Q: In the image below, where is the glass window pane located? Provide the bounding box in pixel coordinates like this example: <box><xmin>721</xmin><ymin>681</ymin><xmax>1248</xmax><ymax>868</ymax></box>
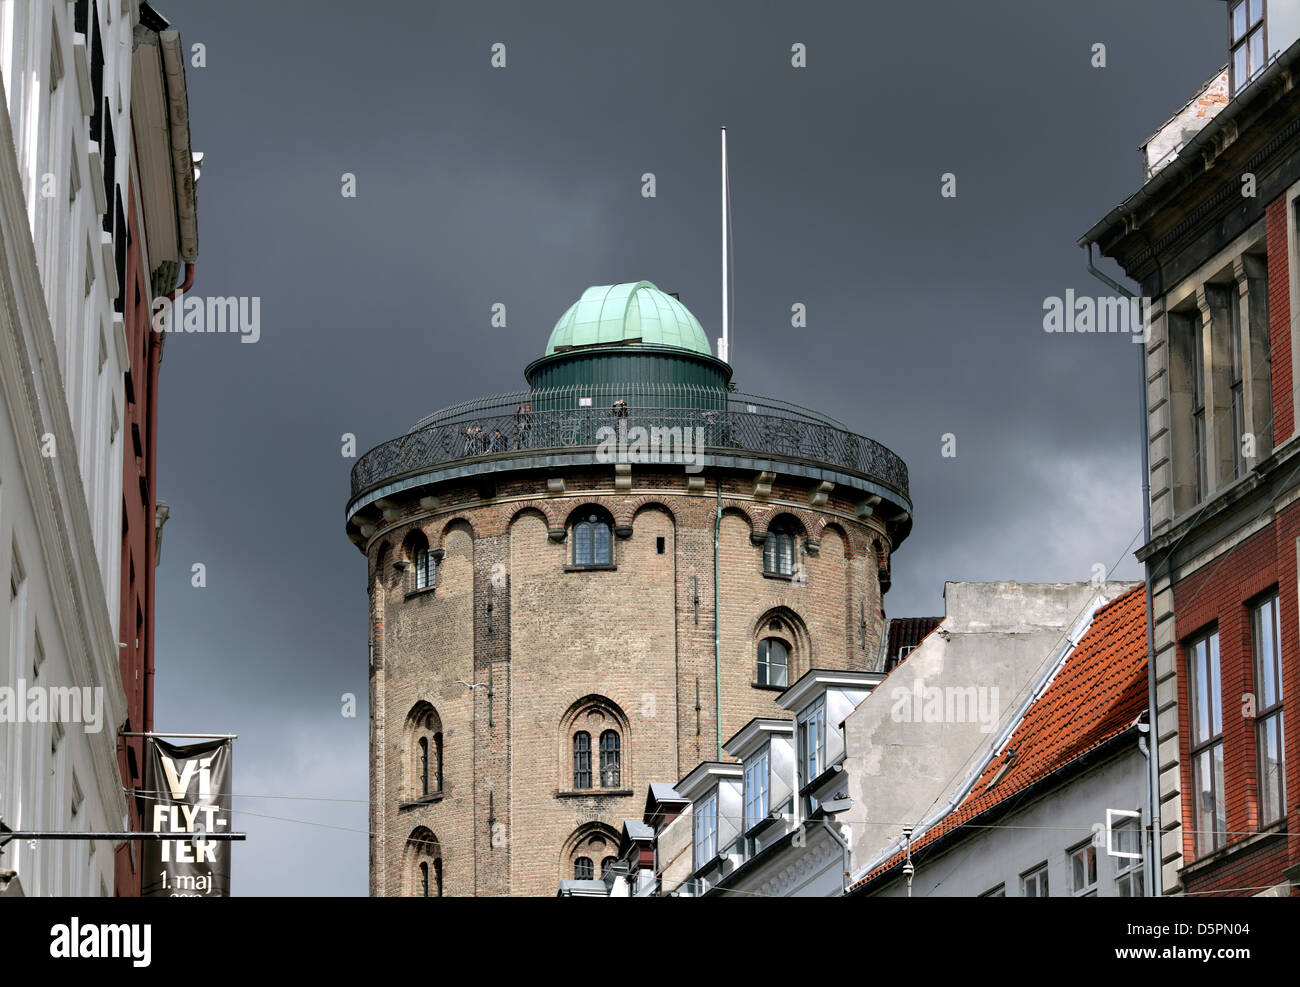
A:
<box><xmin>1271</xmin><ymin>599</ymin><xmax>1283</xmax><ymax>701</ymax></box>
<box><xmin>1194</xmin><ymin>749</ymin><xmax>1213</xmax><ymax>855</ymax></box>
<box><xmin>1259</xmin><ymin>713</ymin><xmax>1285</xmax><ymax>823</ymax></box>
<box><xmin>1212</xmin><ymin>743</ymin><xmax>1226</xmax><ymax>847</ymax></box>
<box><xmin>1190</xmin><ymin>639</ymin><xmax>1211</xmax><ymax>738</ymax></box>
<box><xmin>1233</xmin><ymin>1</ymin><xmax>1248</xmax><ymax>41</ymax></box>
<box><xmin>1250</xmin><ymin>0</ymin><xmax>1263</xmax><ymax>26</ymax></box>
<box><xmin>574</xmin><ymin>522</ymin><xmax>592</xmax><ymax>565</ymax></box>
<box><xmin>1250</xmin><ymin>29</ymin><xmax>1265</xmax><ymax>78</ymax></box>
<box><xmin>1208</xmin><ymin>634</ymin><xmax>1222</xmax><ymax>737</ymax></box>
<box><xmin>1234</xmin><ymin>44</ymin><xmax>1248</xmax><ymax>90</ymax></box>
<box><xmin>594</xmin><ymin>521</ymin><xmax>611</xmax><ymax>565</ymax></box>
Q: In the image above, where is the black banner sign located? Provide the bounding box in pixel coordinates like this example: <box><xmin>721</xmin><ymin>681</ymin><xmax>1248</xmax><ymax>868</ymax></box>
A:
<box><xmin>141</xmin><ymin>737</ymin><xmax>233</xmax><ymax>897</ymax></box>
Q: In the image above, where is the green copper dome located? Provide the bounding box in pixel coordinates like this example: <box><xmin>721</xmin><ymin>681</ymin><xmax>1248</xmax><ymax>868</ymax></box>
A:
<box><xmin>545</xmin><ymin>281</ymin><xmax>712</xmax><ymax>357</ymax></box>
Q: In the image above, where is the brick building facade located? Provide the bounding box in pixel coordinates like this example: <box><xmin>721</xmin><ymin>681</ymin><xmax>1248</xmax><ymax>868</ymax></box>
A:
<box><xmin>345</xmin><ymin>282</ymin><xmax>912</xmax><ymax>896</ymax></box>
<box><xmin>1082</xmin><ymin>3</ymin><xmax>1300</xmax><ymax>896</ymax></box>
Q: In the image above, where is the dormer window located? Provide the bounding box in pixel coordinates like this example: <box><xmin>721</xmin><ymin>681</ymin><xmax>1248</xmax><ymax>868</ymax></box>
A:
<box><xmin>1230</xmin><ymin>0</ymin><xmax>1266</xmax><ymax>95</ymax></box>
<box><xmin>693</xmin><ymin>790</ymin><xmax>718</xmax><ymax>869</ymax></box>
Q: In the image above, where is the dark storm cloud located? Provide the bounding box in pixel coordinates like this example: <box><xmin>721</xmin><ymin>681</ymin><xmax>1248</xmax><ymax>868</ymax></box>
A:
<box><xmin>151</xmin><ymin>0</ymin><xmax>1226</xmax><ymax>893</ymax></box>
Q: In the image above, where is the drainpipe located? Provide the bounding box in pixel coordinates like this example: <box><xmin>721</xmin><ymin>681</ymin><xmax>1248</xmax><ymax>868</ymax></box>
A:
<box><xmin>166</xmin><ymin>262</ymin><xmax>195</xmax><ymax>300</ymax></box>
<box><xmin>817</xmin><ymin>818</ymin><xmax>851</xmax><ymax>896</ymax></box>
<box><xmin>1084</xmin><ymin>243</ymin><xmax>1162</xmax><ymax>897</ymax></box>
<box><xmin>714</xmin><ymin>478</ymin><xmax>723</xmax><ymax>760</ymax></box>
<box><xmin>1137</xmin><ymin>717</ymin><xmax>1155</xmax><ymax>893</ymax></box>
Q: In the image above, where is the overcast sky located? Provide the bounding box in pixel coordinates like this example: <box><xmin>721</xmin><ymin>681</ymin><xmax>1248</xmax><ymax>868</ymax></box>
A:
<box><xmin>151</xmin><ymin>0</ymin><xmax>1229</xmax><ymax>895</ymax></box>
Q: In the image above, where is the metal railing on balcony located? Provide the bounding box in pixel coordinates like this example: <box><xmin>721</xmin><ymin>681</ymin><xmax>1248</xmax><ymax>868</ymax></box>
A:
<box><xmin>349</xmin><ymin>384</ymin><xmax>908</xmax><ymax>502</ymax></box>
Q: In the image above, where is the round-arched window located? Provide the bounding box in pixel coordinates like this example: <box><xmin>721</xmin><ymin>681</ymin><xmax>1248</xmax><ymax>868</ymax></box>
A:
<box><xmin>573</xmin><ymin>513</ymin><xmax>612</xmax><ymax>566</ymax></box>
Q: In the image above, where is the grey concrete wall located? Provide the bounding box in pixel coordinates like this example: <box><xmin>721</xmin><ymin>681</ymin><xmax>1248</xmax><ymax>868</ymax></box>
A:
<box><xmin>842</xmin><ymin>581</ymin><xmax>1138</xmax><ymax>873</ymax></box>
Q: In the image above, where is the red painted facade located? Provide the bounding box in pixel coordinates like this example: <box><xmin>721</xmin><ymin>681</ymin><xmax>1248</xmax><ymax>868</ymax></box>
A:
<box><xmin>1169</xmin><ymin>194</ymin><xmax>1299</xmax><ymax>896</ymax></box>
<box><xmin>113</xmin><ymin>175</ymin><xmax>166</xmax><ymax>897</ymax></box>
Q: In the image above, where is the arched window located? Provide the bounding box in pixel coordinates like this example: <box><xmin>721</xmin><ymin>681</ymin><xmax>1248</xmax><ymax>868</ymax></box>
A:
<box><xmin>415</xmin><ymin>545</ymin><xmax>436</xmax><ymax>589</ymax></box>
<box><xmin>763</xmin><ymin>518</ymin><xmax>797</xmax><ymax>576</ymax></box>
<box><xmin>563</xmin><ymin>824</ymin><xmax>620</xmax><ymax>887</ymax></box>
<box><xmin>407</xmin><ymin>703</ymin><xmax>443</xmax><ymax>799</ymax></box>
<box><xmin>562</xmin><ymin>696</ymin><xmax>630</xmax><ymax>793</ymax></box>
<box><xmin>407</xmin><ymin>828</ymin><xmax>442</xmax><ymax>897</ymax></box>
<box><xmin>601</xmin><ymin>856</ymin><xmax>617</xmax><ymax>879</ymax></box>
<box><xmin>599</xmin><ymin>729</ymin><xmax>621</xmax><ymax>788</ymax></box>
<box><xmin>404</xmin><ymin>530</ymin><xmax>437</xmax><ymax>590</ymax></box>
<box><xmin>573</xmin><ymin>731</ymin><xmax>592</xmax><ymax>788</ymax></box>
<box><xmin>757</xmin><ymin>637</ymin><xmax>790</xmax><ymax>687</ymax></box>
<box><xmin>573</xmin><ymin>510</ymin><xmax>612</xmax><ymax>566</ymax></box>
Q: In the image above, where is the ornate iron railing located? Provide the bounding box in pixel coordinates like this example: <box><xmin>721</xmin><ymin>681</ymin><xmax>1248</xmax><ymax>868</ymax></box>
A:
<box><xmin>350</xmin><ymin>385</ymin><xmax>908</xmax><ymax>502</ymax></box>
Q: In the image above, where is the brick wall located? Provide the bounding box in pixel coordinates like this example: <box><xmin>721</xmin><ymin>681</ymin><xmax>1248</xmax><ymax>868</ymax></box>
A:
<box><xmin>366</xmin><ymin>468</ymin><xmax>892</xmax><ymax>895</ymax></box>
<box><xmin>1171</xmin><ymin>498</ymin><xmax>1300</xmax><ymax>895</ymax></box>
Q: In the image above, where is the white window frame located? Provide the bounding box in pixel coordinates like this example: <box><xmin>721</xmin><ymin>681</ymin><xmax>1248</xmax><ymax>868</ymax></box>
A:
<box><xmin>693</xmin><ymin>790</ymin><xmax>718</xmax><ymax>870</ymax></box>
<box><xmin>1112</xmin><ymin>819</ymin><xmax>1145</xmax><ymax>897</ymax></box>
<box><xmin>743</xmin><ymin>748</ymin><xmax>771</xmax><ymax>832</ymax></box>
<box><xmin>1068</xmin><ymin>841</ymin><xmax>1098</xmax><ymax>897</ymax></box>
<box><xmin>798</xmin><ymin>697</ymin><xmax>827</xmax><ymax>789</ymax></box>
<box><xmin>1020</xmin><ymin>863</ymin><xmax>1049</xmax><ymax>898</ymax></box>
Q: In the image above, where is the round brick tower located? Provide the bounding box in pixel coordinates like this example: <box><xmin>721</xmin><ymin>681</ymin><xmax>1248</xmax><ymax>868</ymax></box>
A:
<box><xmin>345</xmin><ymin>282</ymin><xmax>911</xmax><ymax>896</ymax></box>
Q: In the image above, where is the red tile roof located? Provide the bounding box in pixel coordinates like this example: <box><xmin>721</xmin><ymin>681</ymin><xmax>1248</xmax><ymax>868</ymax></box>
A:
<box><xmin>850</xmin><ymin>584</ymin><xmax>1148</xmax><ymax>893</ymax></box>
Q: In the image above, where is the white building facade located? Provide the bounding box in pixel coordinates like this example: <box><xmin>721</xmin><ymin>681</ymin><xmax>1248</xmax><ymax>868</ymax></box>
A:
<box><xmin>0</xmin><ymin>0</ymin><xmax>176</xmax><ymax>896</ymax></box>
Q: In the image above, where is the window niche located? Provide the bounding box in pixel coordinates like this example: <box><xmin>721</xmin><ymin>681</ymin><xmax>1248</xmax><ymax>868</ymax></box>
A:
<box><xmin>564</xmin><ymin>505</ymin><xmax>615</xmax><ymax>570</ymax></box>
<box><xmin>403</xmin><ymin>702</ymin><xmax>443</xmax><ymax>804</ymax></box>
<box><xmin>400</xmin><ymin>529</ymin><xmax>441</xmax><ymax>594</ymax></box>
<box><xmin>561</xmin><ymin>697</ymin><xmax>630</xmax><ymax>794</ymax></box>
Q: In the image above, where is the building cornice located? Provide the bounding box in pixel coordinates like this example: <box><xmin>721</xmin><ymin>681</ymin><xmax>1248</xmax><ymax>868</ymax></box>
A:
<box><xmin>777</xmin><ymin>668</ymin><xmax>883</xmax><ymax>714</ymax></box>
<box><xmin>723</xmin><ymin>717</ymin><xmax>793</xmax><ymax>761</ymax></box>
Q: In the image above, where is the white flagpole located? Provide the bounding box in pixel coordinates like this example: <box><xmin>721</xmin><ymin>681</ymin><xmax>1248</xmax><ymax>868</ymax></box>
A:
<box><xmin>719</xmin><ymin>126</ymin><xmax>729</xmax><ymax>364</ymax></box>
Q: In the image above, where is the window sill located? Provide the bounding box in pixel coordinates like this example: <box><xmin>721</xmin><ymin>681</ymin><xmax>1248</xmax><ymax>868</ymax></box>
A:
<box><xmin>744</xmin><ymin>811</ymin><xmax>784</xmax><ymax>840</ymax></box>
<box><xmin>404</xmin><ymin>586</ymin><xmax>437</xmax><ymax>600</ymax></box>
<box><xmin>556</xmin><ymin>788</ymin><xmax>633</xmax><ymax>799</ymax></box>
<box><xmin>398</xmin><ymin>792</ymin><xmax>443</xmax><ymax>810</ymax></box>
<box><xmin>1177</xmin><ymin>820</ymin><xmax>1288</xmax><ymax>880</ymax></box>
<box><xmin>750</xmin><ymin>681</ymin><xmax>787</xmax><ymax>692</ymax></box>
<box><xmin>798</xmin><ymin>763</ymin><xmax>841</xmax><ymax>799</ymax></box>
<box><xmin>761</xmin><ymin>571</ymin><xmax>794</xmax><ymax>582</ymax></box>
<box><xmin>564</xmin><ymin>564</ymin><xmax>617</xmax><ymax>573</ymax></box>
